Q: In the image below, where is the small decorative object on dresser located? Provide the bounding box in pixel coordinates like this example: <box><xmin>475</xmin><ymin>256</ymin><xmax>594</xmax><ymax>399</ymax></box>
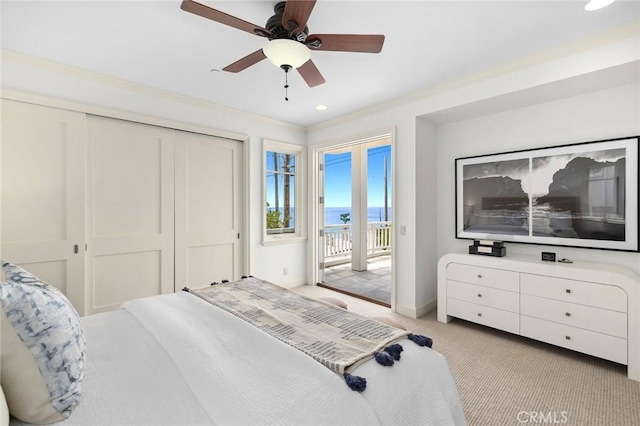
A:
<box><xmin>541</xmin><ymin>251</ymin><xmax>556</xmax><ymax>262</ymax></box>
<box><xmin>437</xmin><ymin>252</ymin><xmax>640</xmax><ymax>381</ymax></box>
<box><xmin>469</xmin><ymin>239</ymin><xmax>506</xmax><ymax>257</ymax></box>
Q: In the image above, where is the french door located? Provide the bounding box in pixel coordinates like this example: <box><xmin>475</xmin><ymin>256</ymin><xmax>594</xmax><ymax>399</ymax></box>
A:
<box><xmin>313</xmin><ymin>136</ymin><xmax>394</xmax><ymax>307</ymax></box>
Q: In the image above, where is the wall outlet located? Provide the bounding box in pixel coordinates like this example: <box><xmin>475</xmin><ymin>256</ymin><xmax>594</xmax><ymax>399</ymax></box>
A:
<box><xmin>283</xmin><ymin>267</ymin><xmax>288</xmax><ymax>276</ymax></box>
<box><xmin>400</xmin><ymin>225</ymin><xmax>407</xmax><ymax>236</ymax></box>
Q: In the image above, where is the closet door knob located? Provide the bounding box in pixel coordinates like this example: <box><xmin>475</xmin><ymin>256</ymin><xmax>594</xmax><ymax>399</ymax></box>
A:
<box><xmin>565</xmin><ymin>289</ymin><xmax>572</xmax><ymax>294</ymax></box>
<box><xmin>477</xmin><ymin>293</ymin><xmax>482</xmax><ymax>298</ymax></box>
<box><xmin>477</xmin><ymin>313</ymin><xmax>482</xmax><ymax>317</ymax></box>
<box><xmin>477</xmin><ymin>274</ymin><xmax>482</xmax><ymax>279</ymax></box>
<box><xmin>565</xmin><ymin>335</ymin><xmax>571</xmax><ymax>340</ymax></box>
<box><xmin>565</xmin><ymin>312</ymin><xmax>571</xmax><ymax>317</ymax></box>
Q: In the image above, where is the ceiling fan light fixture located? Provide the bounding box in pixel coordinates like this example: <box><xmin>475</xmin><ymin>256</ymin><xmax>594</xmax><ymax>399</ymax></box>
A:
<box><xmin>263</xmin><ymin>39</ymin><xmax>311</xmax><ymax>68</ymax></box>
<box><xmin>585</xmin><ymin>0</ymin><xmax>615</xmax><ymax>11</ymax></box>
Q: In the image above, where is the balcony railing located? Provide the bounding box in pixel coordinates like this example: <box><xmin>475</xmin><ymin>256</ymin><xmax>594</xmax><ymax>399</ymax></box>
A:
<box><xmin>324</xmin><ymin>222</ymin><xmax>392</xmax><ymax>265</ymax></box>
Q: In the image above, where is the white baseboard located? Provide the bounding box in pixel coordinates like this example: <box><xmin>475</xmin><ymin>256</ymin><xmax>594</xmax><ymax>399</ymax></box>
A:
<box><xmin>417</xmin><ymin>298</ymin><xmax>438</xmax><ymax>317</ymax></box>
<box><xmin>274</xmin><ymin>278</ymin><xmax>307</xmax><ymax>289</ymax></box>
<box><xmin>395</xmin><ymin>298</ymin><xmax>437</xmax><ymax>319</ymax></box>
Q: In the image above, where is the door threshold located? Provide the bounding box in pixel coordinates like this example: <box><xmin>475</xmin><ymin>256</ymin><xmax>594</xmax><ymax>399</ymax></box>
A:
<box><xmin>317</xmin><ymin>283</ymin><xmax>391</xmax><ymax>308</ymax></box>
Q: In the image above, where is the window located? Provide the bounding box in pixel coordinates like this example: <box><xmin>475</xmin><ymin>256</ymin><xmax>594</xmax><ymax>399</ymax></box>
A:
<box><xmin>263</xmin><ymin>140</ymin><xmax>306</xmax><ymax>243</ymax></box>
<box><xmin>266</xmin><ymin>151</ymin><xmax>295</xmax><ymax>234</ymax></box>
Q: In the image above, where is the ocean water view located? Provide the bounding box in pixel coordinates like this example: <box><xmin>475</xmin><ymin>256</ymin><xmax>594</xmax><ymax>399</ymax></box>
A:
<box><xmin>325</xmin><ymin>207</ymin><xmax>392</xmax><ymax>225</ymax></box>
<box><xmin>266</xmin><ymin>206</ymin><xmax>393</xmax><ymax>227</ymax></box>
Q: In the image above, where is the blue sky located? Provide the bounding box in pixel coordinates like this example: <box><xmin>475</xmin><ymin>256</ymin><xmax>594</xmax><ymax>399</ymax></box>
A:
<box><xmin>324</xmin><ymin>145</ymin><xmax>392</xmax><ymax>207</ymax></box>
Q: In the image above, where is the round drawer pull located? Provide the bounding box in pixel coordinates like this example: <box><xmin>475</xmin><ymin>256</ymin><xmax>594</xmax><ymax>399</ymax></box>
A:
<box><xmin>477</xmin><ymin>274</ymin><xmax>482</xmax><ymax>279</ymax></box>
<box><xmin>477</xmin><ymin>313</ymin><xmax>482</xmax><ymax>317</ymax></box>
<box><xmin>477</xmin><ymin>293</ymin><xmax>482</xmax><ymax>298</ymax></box>
<box><xmin>565</xmin><ymin>289</ymin><xmax>572</xmax><ymax>294</ymax></box>
<box><xmin>565</xmin><ymin>312</ymin><xmax>571</xmax><ymax>317</ymax></box>
<box><xmin>565</xmin><ymin>335</ymin><xmax>571</xmax><ymax>340</ymax></box>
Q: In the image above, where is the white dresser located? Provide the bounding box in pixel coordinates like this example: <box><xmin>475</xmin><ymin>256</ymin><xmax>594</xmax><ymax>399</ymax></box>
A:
<box><xmin>437</xmin><ymin>253</ymin><xmax>640</xmax><ymax>381</ymax></box>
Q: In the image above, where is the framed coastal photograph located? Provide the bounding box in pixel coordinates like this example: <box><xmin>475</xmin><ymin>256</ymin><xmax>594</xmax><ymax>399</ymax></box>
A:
<box><xmin>455</xmin><ymin>136</ymin><xmax>640</xmax><ymax>252</ymax></box>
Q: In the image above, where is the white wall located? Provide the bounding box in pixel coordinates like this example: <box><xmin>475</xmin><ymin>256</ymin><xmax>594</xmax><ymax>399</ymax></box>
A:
<box><xmin>1</xmin><ymin>52</ymin><xmax>308</xmax><ymax>286</ymax></box>
<box><xmin>435</xmin><ymin>83</ymin><xmax>640</xmax><ymax>274</ymax></box>
<box><xmin>415</xmin><ymin>118</ymin><xmax>439</xmax><ymax>311</ymax></box>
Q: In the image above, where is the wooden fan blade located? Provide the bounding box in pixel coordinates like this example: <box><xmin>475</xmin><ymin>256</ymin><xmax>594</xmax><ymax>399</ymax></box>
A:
<box><xmin>223</xmin><ymin>49</ymin><xmax>267</xmax><ymax>73</ymax></box>
<box><xmin>282</xmin><ymin>0</ymin><xmax>317</xmax><ymax>34</ymax></box>
<box><xmin>306</xmin><ymin>34</ymin><xmax>385</xmax><ymax>53</ymax></box>
<box><xmin>181</xmin><ymin>0</ymin><xmax>270</xmax><ymax>37</ymax></box>
<box><xmin>297</xmin><ymin>60</ymin><xmax>325</xmax><ymax>87</ymax></box>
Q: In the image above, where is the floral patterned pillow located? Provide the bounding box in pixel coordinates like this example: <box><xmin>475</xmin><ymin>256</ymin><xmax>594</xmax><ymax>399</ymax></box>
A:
<box><xmin>1</xmin><ymin>261</ymin><xmax>85</xmax><ymax>424</ymax></box>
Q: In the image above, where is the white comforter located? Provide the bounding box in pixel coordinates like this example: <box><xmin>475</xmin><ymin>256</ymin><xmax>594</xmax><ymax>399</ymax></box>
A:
<box><xmin>14</xmin><ymin>292</ymin><xmax>466</xmax><ymax>425</ymax></box>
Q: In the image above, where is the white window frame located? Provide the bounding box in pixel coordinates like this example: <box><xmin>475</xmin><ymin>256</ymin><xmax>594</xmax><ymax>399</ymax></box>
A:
<box><xmin>262</xmin><ymin>139</ymin><xmax>307</xmax><ymax>245</ymax></box>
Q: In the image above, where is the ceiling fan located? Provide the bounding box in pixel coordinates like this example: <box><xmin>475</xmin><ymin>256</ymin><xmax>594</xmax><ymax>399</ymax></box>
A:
<box><xmin>180</xmin><ymin>0</ymin><xmax>385</xmax><ymax>93</ymax></box>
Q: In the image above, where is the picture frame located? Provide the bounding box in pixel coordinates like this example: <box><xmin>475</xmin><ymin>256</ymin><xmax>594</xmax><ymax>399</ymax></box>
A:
<box><xmin>455</xmin><ymin>136</ymin><xmax>640</xmax><ymax>252</ymax></box>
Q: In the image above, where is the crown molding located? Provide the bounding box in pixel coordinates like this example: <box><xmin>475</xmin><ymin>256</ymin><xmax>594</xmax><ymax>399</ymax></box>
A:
<box><xmin>307</xmin><ymin>20</ymin><xmax>640</xmax><ymax>132</ymax></box>
<box><xmin>0</xmin><ymin>49</ymin><xmax>305</xmax><ymax>132</ymax></box>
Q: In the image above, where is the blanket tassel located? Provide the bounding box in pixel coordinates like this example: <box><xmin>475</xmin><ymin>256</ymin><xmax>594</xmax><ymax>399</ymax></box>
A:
<box><xmin>408</xmin><ymin>333</ymin><xmax>433</xmax><ymax>348</ymax></box>
<box><xmin>343</xmin><ymin>373</ymin><xmax>367</xmax><ymax>392</ymax></box>
<box><xmin>384</xmin><ymin>343</ymin><xmax>404</xmax><ymax>361</ymax></box>
<box><xmin>374</xmin><ymin>351</ymin><xmax>395</xmax><ymax>366</ymax></box>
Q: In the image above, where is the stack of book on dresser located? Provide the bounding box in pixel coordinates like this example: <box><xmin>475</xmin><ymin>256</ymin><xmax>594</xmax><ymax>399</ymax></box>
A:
<box><xmin>468</xmin><ymin>239</ymin><xmax>506</xmax><ymax>257</ymax></box>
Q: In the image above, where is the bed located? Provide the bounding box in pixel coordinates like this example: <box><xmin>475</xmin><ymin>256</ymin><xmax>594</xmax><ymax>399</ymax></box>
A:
<box><xmin>1</xmin><ymin>262</ymin><xmax>466</xmax><ymax>426</ymax></box>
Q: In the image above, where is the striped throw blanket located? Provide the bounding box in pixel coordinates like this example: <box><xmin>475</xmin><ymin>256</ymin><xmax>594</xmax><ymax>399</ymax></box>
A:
<box><xmin>188</xmin><ymin>277</ymin><xmax>426</xmax><ymax>390</ymax></box>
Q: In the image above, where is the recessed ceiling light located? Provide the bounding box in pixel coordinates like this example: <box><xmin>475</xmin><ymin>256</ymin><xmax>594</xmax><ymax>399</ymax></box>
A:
<box><xmin>315</xmin><ymin>104</ymin><xmax>328</xmax><ymax>111</ymax></box>
<box><xmin>585</xmin><ymin>0</ymin><xmax>615</xmax><ymax>11</ymax></box>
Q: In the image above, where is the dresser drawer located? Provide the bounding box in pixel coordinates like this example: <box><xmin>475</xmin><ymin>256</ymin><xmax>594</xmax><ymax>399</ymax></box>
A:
<box><xmin>447</xmin><ymin>298</ymin><xmax>519</xmax><ymax>334</ymax></box>
<box><xmin>447</xmin><ymin>263</ymin><xmax>519</xmax><ymax>292</ymax></box>
<box><xmin>521</xmin><ymin>316</ymin><xmax>627</xmax><ymax>364</ymax></box>
<box><xmin>448</xmin><ymin>280</ymin><xmax>519</xmax><ymax>313</ymax></box>
<box><xmin>521</xmin><ymin>273</ymin><xmax>627</xmax><ymax>312</ymax></box>
<box><xmin>521</xmin><ymin>294</ymin><xmax>627</xmax><ymax>338</ymax></box>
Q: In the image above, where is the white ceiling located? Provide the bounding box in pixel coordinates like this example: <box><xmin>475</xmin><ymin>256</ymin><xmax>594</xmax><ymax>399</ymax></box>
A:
<box><xmin>1</xmin><ymin>1</ymin><xmax>639</xmax><ymax>127</ymax></box>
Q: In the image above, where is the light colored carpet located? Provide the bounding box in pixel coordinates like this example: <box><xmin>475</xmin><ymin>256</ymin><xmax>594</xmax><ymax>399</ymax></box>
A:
<box><xmin>294</xmin><ymin>285</ymin><xmax>640</xmax><ymax>426</ymax></box>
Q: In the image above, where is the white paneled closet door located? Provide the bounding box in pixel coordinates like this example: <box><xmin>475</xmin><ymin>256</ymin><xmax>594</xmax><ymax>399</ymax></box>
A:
<box><xmin>174</xmin><ymin>131</ymin><xmax>243</xmax><ymax>289</ymax></box>
<box><xmin>1</xmin><ymin>100</ymin><xmax>86</xmax><ymax>313</ymax></box>
<box><xmin>86</xmin><ymin>116</ymin><xmax>175</xmax><ymax>314</ymax></box>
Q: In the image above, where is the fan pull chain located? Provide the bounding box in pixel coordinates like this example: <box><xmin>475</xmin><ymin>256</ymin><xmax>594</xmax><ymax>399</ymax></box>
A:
<box><xmin>280</xmin><ymin>64</ymin><xmax>292</xmax><ymax>101</ymax></box>
<box><xmin>284</xmin><ymin>66</ymin><xmax>290</xmax><ymax>101</ymax></box>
